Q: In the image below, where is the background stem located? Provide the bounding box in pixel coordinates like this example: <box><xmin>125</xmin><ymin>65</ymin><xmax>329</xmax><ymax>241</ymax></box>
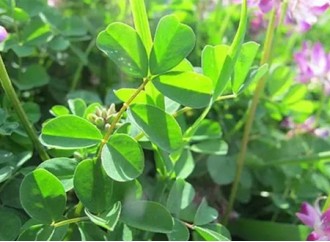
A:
<box><xmin>223</xmin><ymin>7</ymin><xmax>277</xmax><ymax>225</ymax></box>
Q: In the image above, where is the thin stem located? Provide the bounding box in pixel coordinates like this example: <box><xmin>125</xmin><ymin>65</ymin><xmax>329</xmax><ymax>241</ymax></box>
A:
<box><xmin>96</xmin><ymin>78</ymin><xmax>150</xmax><ymax>158</ymax></box>
<box><xmin>52</xmin><ymin>217</ymin><xmax>89</xmax><ymax>228</ymax></box>
<box><xmin>129</xmin><ymin>0</ymin><xmax>153</xmax><ymax>54</ymax></box>
<box><xmin>0</xmin><ymin>55</ymin><xmax>49</xmax><ymax>161</ymax></box>
<box><xmin>224</xmin><ymin>7</ymin><xmax>277</xmax><ymax>225</ymax></box>
<box><xmin>70</xmin><ymin>39</ymin><xmax>96</xmax><ymax>91</ymax></box>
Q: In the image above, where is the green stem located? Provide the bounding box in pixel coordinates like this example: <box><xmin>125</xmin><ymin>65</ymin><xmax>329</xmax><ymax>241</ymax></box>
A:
<box><xmin>70</xmin><ymin>39</ymin><xmax>96</xmax><ymax>91</ymax></box>
<box><xmin>218</xmin><ymin>5</ymin><xmax>235</xmax><ymax>44</ymax></box>
<box><xmin>0</xmin><ymin>55</ymin><xmax>49</xmax><ymax>161</ymax></box>
<box><xmin>223</xmin><ymin>7</ymin><xmax>277</xmax><ymax>225</ymax></box>
<box><xmin>52</xmin><ymin>217</ymin><xmax>89</xmax><ymax>228</ymax></box>
<box><xmin>129</xmin><ymin>0</ymin><xmax>153</xmax><ymax>54</ymax></box>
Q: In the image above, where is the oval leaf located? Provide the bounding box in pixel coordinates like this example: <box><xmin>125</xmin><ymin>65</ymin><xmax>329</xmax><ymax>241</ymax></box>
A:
<box><xmin>150</xmin><ymin>15</ymin><xmax>195</xmax><ymax>75</ymax></box>
<box><xmin>153</xmin><ymin>72</ymin><xmax>213</xmax><ymax>108</ymax></box>
<box><xmin>121</xmin><ymin>201</ymin><xmax>174</xmax><ymax>233</ymax></box>
<box><xmin>128</xmin><ymin>104</ymin><xmax>183</xmax><ymax>153</ymax></box>
<box><xmin>101</xmin><ymin>134</ymin><xmax>144</xmax><ymax>182</ymax></box>
<box><xmin>20</xmin><ymin>169</ymin><xmax>66</xmax><ymax>224</ymax></box>
<box><xmin>40</xmin><ymin>115</ymin><xmax>103</xmax><ymax>149</ymax></box>
<box><xmin>114</xmin><ymin>88</ymin><xmax>154</xmax><ymax>105</ymax></box>
<box><xmin>207</xmin><ymin>156</ymin><xmax>236</xmax><ymax>185</ymax></box>
<box><xmin>73</xmin><ymin>159</ymin><xmax>113</xmax><ymax>213</ymax></box>
<box><xmin>167</xmin><ymin>218</ymin><xmax>189</xmax><ymax>241</ymax></box>
<box><xmin>38</xmin><ymin>158</ymin><xmax>78</xmax><ymax>191</ymax></box>
<box><xmin>194</xmin><ymin>198</ymin><xmax>218</xmax><ymax>226</ymax></box>
<box><xmin>97</xmin><ymin>22</ymin><xmax>148</xmax><ymax>78</ymax></box>
<box><xmin>0</xmin><ymin>209</ymin><xmax>21</xmax><ymax>241</ymax></box>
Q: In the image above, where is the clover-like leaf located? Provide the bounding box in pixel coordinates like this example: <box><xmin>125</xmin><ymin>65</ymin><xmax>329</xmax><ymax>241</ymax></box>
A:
<box><xmin>150</xmin><ymin>15</ymin><xmax>195</xmax><ymax>75</ymax></box>
<box><xmin>97</xmin><ymin>22</ymin><xmax>148</xmax><ymax>78</ymax></box>
<box><xmin>153</xmin><ymin>71</ymin><xmax>213</xmax><ymax>108</ymax></box>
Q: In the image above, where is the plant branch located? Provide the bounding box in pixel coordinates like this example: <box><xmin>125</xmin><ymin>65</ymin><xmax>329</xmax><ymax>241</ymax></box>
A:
<box><xmin>224</xmin><ymin>6</ymin><xmax>277</xmax><ymax>225</ymax></box>
<box><xmin>52</xmin><ymin>217</ymin><xmax>89</xmax><ymax>228</ymax></box>
<box><xmin>0</xmin><ymin>55</ymin><xmax>49</xmax><ymax>161</ymax></box>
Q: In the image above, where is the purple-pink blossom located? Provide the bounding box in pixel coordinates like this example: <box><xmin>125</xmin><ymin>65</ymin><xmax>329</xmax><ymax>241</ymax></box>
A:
<box><xmin>294</xmin><ymin>42</ymin><xmax>330</xmax><ymax>95</ymax></box>
<box><xmin>281</xmin><ymin>116</ymin><xmax>329</xmax><ymax>139</ymax></box>
<box><xmin>0</xmin><ymin>26</ymin><xmax>8</xmax><ymax>43</ymax></box>
<box><xmin>296</xmin><ymin>201</ymin><xmax>330</xmax><ymax>240</ymax></box>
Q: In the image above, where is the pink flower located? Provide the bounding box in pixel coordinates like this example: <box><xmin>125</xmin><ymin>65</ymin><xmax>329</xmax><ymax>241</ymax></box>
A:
<box><xmin>296</xmin><ymin>202</ymin><xmax>330</xmax><ymax>241</ymax></box>
<box><xmin>0</xmin><ymin>26</ymin><xmax>8</xmax><ymax>43</ymax></box>
<box><xmin>282</xmin><ymin>116</ymin><xmax>330</xmax><ymax>139</ymax></box>
<box><xmin>294</xmin><ymin>42</ymin><xmax>330</xmax><ymax>95</ymax></box>
<box><xmin>287</xmin><ymin>0</ymin><xmax>330</xmax><ymax>32</ymax></box>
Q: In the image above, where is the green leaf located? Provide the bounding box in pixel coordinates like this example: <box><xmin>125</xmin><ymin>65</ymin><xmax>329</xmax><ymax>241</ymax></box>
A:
<box><xmin>114</xmin><ymin>88</ymin><xmax>154</xmax><ymax>105</ymax></box>
<box><xmin>195</xmin><ymin>226</ymin><xmax>230</xmax><ymax>241</ymax></box>
<box><xmin>20</xmin><ymin>169</ymin><xmax>66</xmax><ymax>224</ymax></box>
<box><xmin>68</xmin><ymin>98</ymin><xmax>87</xmax><ymax>117</ymax></box>
<box><xmin>167</xmin><ymin>179</ymin><xmax>195</xmax><ymax>216</ymax></box>
<box><xmin>85</xmin><ymin>202</ymin><xmax>121</xmax><ymax>231</ymax></box>
<box><xmin>283</xmin><ymin>84</ymin><xmax>307</xmax><ymax>104</ymax></box>
<box><xmin>153</xmin><ymin>72</ymin><xmax>213</xmax><ymax>108</ymax></box>
<box><xmin>101</xmin><ymin>134</ymin><xmax>144</xmax><ymax>182</ymax></box>
<box><xmin>202</xmin><ymin>45</ymin><xmax>232</xmax><ymax>98</ymax></box>
<box><xmin>73</xmin><ymin>159</ymin><xmax>113</xmax><ymax>213</ymax></box>
<box><xmin>97</xmin><ymin>22</ymin><xmax>148</xmax><ymax>78</ymax></box>
<box><xmin>232</xmin><ymin>41</ymin><xmax>260</xmax><ymax>93</ymax></box>
<box><xmin>207</xmin><ymin>156</ymin><xmax>236</xmax><ymax>185</ymax></box>
<box><xmin>15</xmin><ymin>65</ymin><xmax>49</xmax><ymax>90</ymax></box>
<box><xmin>167</xmin><ymin>218</ymin><xmax>189</xmax><ymax>241</ymax></box>
<box><xmin>150</xmin><ymin>15</ymin><xmax>195</xmax><ymax>75</ymax></box>
<box><xmin>229</xmin><ymin>219</ymin><xmax>310</xmax><ymax>241</ymax></box>
<box><xmin>77</xmin><ymin>222</ymin><xmax>111</xmax><ymax>240</ymax></box>
<box><xmin>40</xmin><ymin>115</ymin><xmax>103</xmax><ymax>149</ymax></box>
<box><xmin>128</xmin><ymin>104</ymin><xmax>183</xmax><ymax>153</ymax></box>
<box><xmin>121</xmin><ymin>201</ymin><xmax>174</xmax><ymax>233</ymax></box>
<box><xmin>38</xmin><ymin>158</ymin><xmax>78</xmax><ymax>191</ymax></box>
<box><xmin>194</xmin><ymin>198</ymin><xmax>218</xmax><ymax>226</ymax></box>
<box><xmin>190</xmin><ymin>139</ymin><xmax>228</xmax><ymax>155</ymax></box>
<box><xmin>0</xmin><ymin>209</ymin><xmax>21</xmax><ymax>240</ymax></box>
<box><xmin>13</xmin><ymin>7</ymin><xmax>30</xmax><ymax>22</ymax></box>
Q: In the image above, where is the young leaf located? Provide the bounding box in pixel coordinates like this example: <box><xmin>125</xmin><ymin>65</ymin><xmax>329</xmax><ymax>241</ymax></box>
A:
<box><xmin>20</xmin><ymin>169</ymin><xmax>66</xmax><ymax>224</ymax></box>
<box><xmin>152</xmin><ymin>72</ymin><xmax>213</xmax><ymax>108</ymax></box>
<box><xmin>121</xmin><ymin>201</ymin><xmax>174</xmax><ymax>233</ymax></box>
<box><xmin>68</xmin><ymin>98</ymin><xmax>87</xmax><ymax>117</ymax></box>
<box><xmin>0</xmin><ymin>209</ymin><xmax>21</xmax><ymax>241</ymax></box>
<box><xmin>202</xmin><ymin>45</ymin><xmax>232</xmax><ymax>98</ymax></box>
<box><xmin>232</xmin><ymin>41</ymin><xmax>260</xmax><ymax>93</ymax></box>
<box><xmin>85</xmin><ymin>202</ymin><xmax>121</xmax><ymax>231</ymax></box>
<box><xmin>50</xmin><ymin>105</ymin><xmax>70</xmax><ymax>117</ymax></box>
<box><xmin>150</xmin><ymin>15</ymin><xmax>195</xmax><ymax>75</ymax></box>
<box><xmin>167</xmin><ymin>218</ymin><xmax>189</xmax><ymax>241</ymax></box>
<box><xmin>128</xmin><ymin>104</ymin><xmax>183</xmax><ymax>153</ymax></box>
<box><xmin>73</xmin><ymin>159</ymin><xmax>113</xmax><ymax>213</ymax></box>
<box><xmin>167</xmin><ymin>179</ymin><xmax>195</xmax><ymax>216</ymax></box>
<box><xmin>101</xmin><ymin>134</ymin><xmax>144</xmax><ymax>182</ymax></box>
<box><xmin>207</xmin><ymin>156</ymin><xmax>236</xmax><ymax>185</ymax></box>
<box><xmin>190</xmin><ymin>139</ymin><xmax>228</xmax><ymax>155</ymax></box>
<box><xmin>40</xmin><ymin>115</ymin><xmax>103</xmax><ymax>149</ymax></box>
<box><xmin>97</xmin><ymin>22</ymin><xmax>148</xmax><ymax>78</ymax></box>
<box><xmin>236</xmin><ymin>63</ymin><xmax>268</xmax><ymax>95</ymax></box>
<box><xmin>195</xmin><ymin>226</ymin><xmax>230</xmax><ymax>241</ymax></box>
<box><xmin>194</xmin><ymin>198</ymin><xmax>218</xmax><ymax>226</ymax></box>
<box><xmin>38</xmin><ymin>158</ymin><xmax>78</xmax><ymax>191</ymax></box>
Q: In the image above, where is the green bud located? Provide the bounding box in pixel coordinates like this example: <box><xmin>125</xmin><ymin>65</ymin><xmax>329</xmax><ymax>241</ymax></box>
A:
<box><xmin>95</xmin><ymin>117</ymin><xmax>105</xmax><ymax>128</ymax></box>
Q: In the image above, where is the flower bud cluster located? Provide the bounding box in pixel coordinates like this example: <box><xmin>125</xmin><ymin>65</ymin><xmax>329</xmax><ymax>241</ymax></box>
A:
<box><xmin>87</xmin><ymin>104</ymin><xmax>117</xmax><ymax>130</ymax></box>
